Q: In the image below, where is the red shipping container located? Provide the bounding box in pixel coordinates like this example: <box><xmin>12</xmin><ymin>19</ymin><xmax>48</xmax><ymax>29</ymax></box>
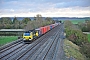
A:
<box><xmin>43</xmin><ymin>26</ymin><xmax>47</xmax><ymax>34</ymax></box>
<box><xmin>45</xmin><ymin>26</ymin><xmax>48</xmax><ymax>32</ymax></box>
<box><xmin>43</xmin><ymin>27</ymin><xmax>45</xmax><ymax>34</ymax></box>
<box><xmin>52</xmin><ymin>24</ymin><xmax>54</xmax><ymax>28</ymax></box>
<box><xmin>40</xmin><ymin>27</ymin><xmax>44</xmax><ymax>34</ymax></box>
<box><xmin>48</xmin><ymin>26</ymin><xmax>50</xmax><ymax>31</ymax></box>
<box><xmin>46</xmin><ymin>26</ymin><xmax>48</xmax><ymax>32</ymax></box>
<box><xmin>47</xmin><ymin>26</ymin><xmax>50</xmax><ymax>31</ymax></box>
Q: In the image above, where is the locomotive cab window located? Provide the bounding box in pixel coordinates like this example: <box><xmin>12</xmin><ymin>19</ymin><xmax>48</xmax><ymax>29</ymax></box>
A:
<box><xmin>24</xmin><ymin>33</ymin><xmax>30</xmax><ymax>36</ymax></box>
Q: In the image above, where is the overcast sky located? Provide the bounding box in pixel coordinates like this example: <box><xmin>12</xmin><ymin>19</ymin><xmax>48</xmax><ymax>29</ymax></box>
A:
<box><xmin>0</xmin><ymin>0</ymin><xmax>90</xmax><ymax>17</ymax></box>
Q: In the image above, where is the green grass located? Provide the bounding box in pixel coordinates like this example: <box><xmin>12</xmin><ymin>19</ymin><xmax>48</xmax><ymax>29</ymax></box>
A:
<box><xmin>62</xmin><ymin>20</ymin><xmax>86</xmax><ymax>24</ymax></box>
<box><xmin>88</xmin><ymin>34</ymin><xmax>90</xmax><ymax>42</ymax></box>
<box><xmin>0</xmin><ymin>36</ymin><xmax>18</xmax><ymax>46</ymax></box>
<box><xmin>64</xmin><ymin>39</ymin><xmax>85</xmax><ymax>60</ymax></box>
<box><xmin>70</xmin><ymin>20</ymin><xmax>85</xmax><ymax>24</ymax></box>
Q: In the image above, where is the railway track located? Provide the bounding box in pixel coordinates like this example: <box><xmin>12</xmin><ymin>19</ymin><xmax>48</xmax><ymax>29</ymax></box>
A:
<box><xmin>0</xmin><ymin>40</ymin><xmax>23</xmax><ymax>53</ymax></box>
<box><xmin>30</xmin><ymin>25</ymin><xmax>62</xmax><ymax>60</ymax></box>
<box><xmin>0</xmin><ymin>24</ymin><xmax>66</xmax><ymax>60</ymax></box>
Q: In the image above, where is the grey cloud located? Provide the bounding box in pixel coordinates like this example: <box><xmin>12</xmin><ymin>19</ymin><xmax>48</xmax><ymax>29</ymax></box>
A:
<box><xmin>55</xmin><ymin>0</ymin><xmax>90</xmax><ymax>8</ymax></box>
<box><xmin>0</xmin><ymin>0</ymin><xmax>90</xmax><ymax>17</ymax></box>
<box><xmin>2</xmin><ymin>0</ymin><xmax>90</xmax><ymax>9</ymax></box>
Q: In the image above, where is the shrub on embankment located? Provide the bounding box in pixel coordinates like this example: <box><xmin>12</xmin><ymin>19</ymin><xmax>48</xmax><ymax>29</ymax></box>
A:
<box><xmin>64</xmin><ymin>20</ymin><xmax>90</xmax><ymax>60</ymax></box>
<box><xmin>64</xmin><ymin>39</ymin><xmax>85</xmax><ymax>60</ymax></box>
<box><xmin>65</xmin><ymin>27</ymin><xmax>87</xmax><ymax>45</ymax></box>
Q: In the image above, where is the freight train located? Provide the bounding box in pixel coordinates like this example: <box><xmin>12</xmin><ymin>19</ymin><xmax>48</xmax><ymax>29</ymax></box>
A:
<box><xmin>23</xmin><ymin>23</ymin><xmax>59</xmax><ymax>43</ymax></box>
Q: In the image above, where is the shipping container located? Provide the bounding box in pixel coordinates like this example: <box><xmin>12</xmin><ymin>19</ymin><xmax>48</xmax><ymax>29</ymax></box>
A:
<box><xmin>43</xmin><ymin>26</ymin><xmax>47</xmax><ymax>34</ymax></box>
<box><xmin>40</xmin><ymin>27</ymin><xmax>44</xmax><ymax>34</ymax></box>
<box><xmin>50</xmin><ymin>25</ymin><xmax>52</xmax><ymax>30</ymax></box>
<box><xmin>52</xmin><ymin>24</ymin><xmax>55</xmax><ymax>28</ymax></box>
<box><xmin>47</xmin><ymin>26</ymin><xmax>50</xmax><ymax>31</ymax></box>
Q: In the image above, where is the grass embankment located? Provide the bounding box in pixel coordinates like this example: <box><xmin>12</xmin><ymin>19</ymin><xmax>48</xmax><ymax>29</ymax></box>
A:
<box><xmin>64</xmin><ymin>39</ymin><xmax>85</xmax><ymax>60</ymax></box>
<box><xmin>88</xmin><ymin>34</ymin><xmax>90</xmax><ymax>42</ymax></box>
<box><xmin>0</xmin><ymin>36</ymin><xmax>18</xmax><ymax>46</ymax></box>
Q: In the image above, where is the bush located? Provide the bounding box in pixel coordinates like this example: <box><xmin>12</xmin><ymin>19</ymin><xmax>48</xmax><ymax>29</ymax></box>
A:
<box><xmin>80</xmin><ymin>43</ymin><xmax>90</xmax><ymax>60</ymax></box>
<box><xmin>65</xmin><ymin>27</ymin><xmax>87</xmax><ymax>45</ymax></box>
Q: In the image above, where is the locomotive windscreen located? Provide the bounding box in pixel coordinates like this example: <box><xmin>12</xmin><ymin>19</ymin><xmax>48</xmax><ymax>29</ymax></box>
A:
<box><xmin>24</xmin><ymin>33</ymin><xmax>30</xmax><ymax>36</ymax></box>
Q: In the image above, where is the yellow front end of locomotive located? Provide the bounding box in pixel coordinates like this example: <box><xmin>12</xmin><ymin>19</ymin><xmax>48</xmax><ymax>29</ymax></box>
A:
<box><xmin>23</xmin><ymin>32</ymin><xmax>33</xmax><ymax>41</ymax></box>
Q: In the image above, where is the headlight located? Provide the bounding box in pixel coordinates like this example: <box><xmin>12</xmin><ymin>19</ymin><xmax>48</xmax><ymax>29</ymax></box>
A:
<box><xmin>23</xmin><ymin>39</ymin><xmax>25</xmax><ymax>40</ymax></box>
<box><xmin>29</xmin><ymin>39</ymin><xmax>32</xmax><ymax>40</ymax></box>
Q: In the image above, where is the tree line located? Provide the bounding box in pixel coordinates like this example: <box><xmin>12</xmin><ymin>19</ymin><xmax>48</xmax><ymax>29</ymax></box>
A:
<box><xmin>0</xmin><ymin>17</ymin><xmax>30</xmax><ymax>29</ymax></box>
<box><xmin>0</xmin><ymin>14</ymin><xmax>55</xmax><ymax>30</ymax></box>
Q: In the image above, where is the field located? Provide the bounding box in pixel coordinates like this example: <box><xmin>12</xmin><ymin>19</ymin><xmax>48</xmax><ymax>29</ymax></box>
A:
<box><xmin>70</xmin><ymin>20</ymin><xmax>85</xmax><ymax>24</ymax></box>
<box><xmin>0</xmin><ymin>36</ymin><xmax>18</xmax><ymax>46</ymax></box>
<box><xmin>88</xmin><ymin>34</ymin><xmax>90</xmax><ymax>42</ymax></box>
<box><xmin>61</xmin><ymin>20</ymin><xmax>85</xmax><ymax>24</ymax></box>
